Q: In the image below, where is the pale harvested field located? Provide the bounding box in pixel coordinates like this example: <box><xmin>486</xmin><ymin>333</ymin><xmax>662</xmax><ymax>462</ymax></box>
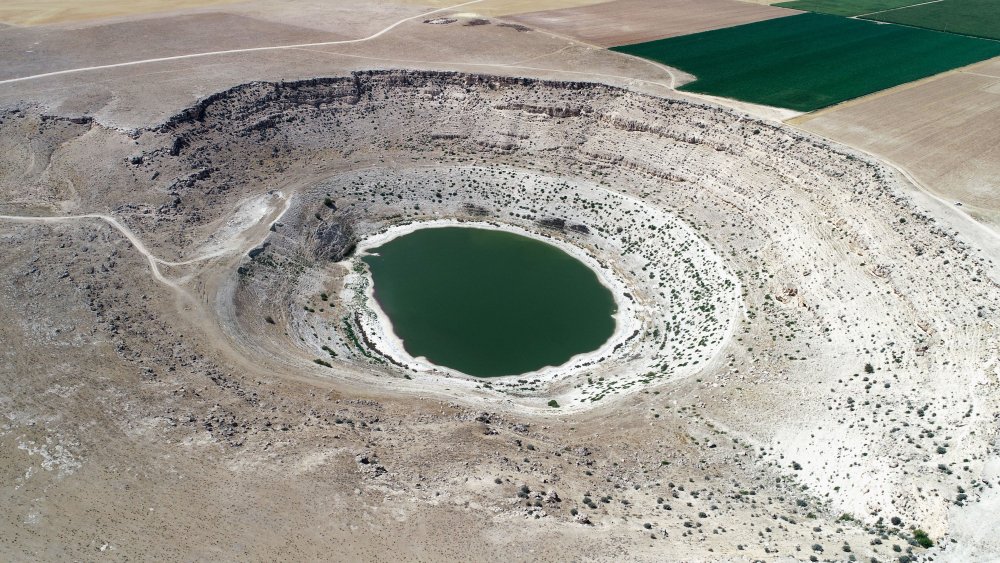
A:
<box><xmin>0</xmin><ymin>0</ymin><xmax>241</xmax><ymax>26</ymax></box>
<box><xmin>398</xmin><ymin>0</ymin><xmax>610</xmax><ymax>17</ymax></box>
<box><xmin>793</xmin><ymin>57</ymin><xmax>1000</xmax><ymax>225</ymax></box>
<box><xmin>507</xmin><ymin>0</ymin><xmax>794</xmax><ymax>47</ymax></box>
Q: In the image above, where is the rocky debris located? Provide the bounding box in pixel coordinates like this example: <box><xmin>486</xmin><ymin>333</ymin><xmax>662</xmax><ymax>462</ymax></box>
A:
<box><xmin>536</xmin><ymin>217</ymin><xmax>566</xmax><ymax>231</ymax></box>
<box><xmin>462</xmin><ymin>202</ymin><xmax>490</xmax><ymax>216</ymax></box>
<box><xmin>355</xmin><ymin>452</ymin><xmax>387</xmax><ymax>477</ymax></box>
<box><xmin>201</xmin><ymin>409</ymin><xmax>246</xmax><ymax>447</ymax></box>
<box><xmin>774</xmin><ymin>287</ymin><xmax>798</xmax><ymax>303</ymax></box>
<box><xmin>247</xmin><ymin>242</ymin><xmax>270</xmax><ymax>259</ymax></box>
<box><xmin>497</xmin><ymin>23</ymin><xmax>531</xmax><ymax>32</ymax></box>
<box><xmin>313</xmin><ymin>219</ymin><xmax>355</xmax><ymax>261</ymax></box>
<box><xmin>348</xmin><ymin>399</ymin><xmax>381</xmax><ymax>408</ymax></box>
<box><xmin>498</xmin><ymin>102</ymin><xmax>585</xmax><ymax>118</ymax></box>
<box><xmin>522</xmin><ymin>506</ymin><xmax>547</xmax><ymax>519</ymax></box>
<box><xmin>168</xmin><ymin>136</ymin><xmax>188</xmax><ymax>156</ymax></box>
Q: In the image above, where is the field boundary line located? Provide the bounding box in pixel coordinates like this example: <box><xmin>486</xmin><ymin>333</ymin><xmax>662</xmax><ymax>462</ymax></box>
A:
<box><xmin>0</xmin><ymin>0</ymin><xmax>482</xmax><ymax>86</ymax></box>
<box><xmin>851</xmin><ymin>0</ymin><xmax>1000</xmax><ymax>44</ymax></box>
<box><xmin>855</xmin><ymin>0</ymin><xmax>946</xmax><ymax>18</ymax></box>
<box><xmin>853</xmin><ymin>17</ymin><xmax>1000</xmax><ymax>43</ymax></box>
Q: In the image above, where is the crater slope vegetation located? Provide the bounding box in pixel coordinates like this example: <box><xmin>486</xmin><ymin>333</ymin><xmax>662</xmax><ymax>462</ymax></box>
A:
<box><xmin>1</xmin><ymin>71</ymin><xmax>998</xmax><ymax>560</ymax></box>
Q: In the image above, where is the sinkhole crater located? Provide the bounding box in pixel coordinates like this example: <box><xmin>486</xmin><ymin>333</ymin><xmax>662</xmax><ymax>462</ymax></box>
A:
<box><xmin>361</xmin><ymin>226</ymin><xmax>618</xmax><ymax>377</ymax></box>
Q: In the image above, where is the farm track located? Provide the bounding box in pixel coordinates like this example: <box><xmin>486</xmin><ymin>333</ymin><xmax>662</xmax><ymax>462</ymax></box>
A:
<box><xmin>0</xmin><ymin>0</ymin><xmax>484</xmax><ymax>86</ymax></box>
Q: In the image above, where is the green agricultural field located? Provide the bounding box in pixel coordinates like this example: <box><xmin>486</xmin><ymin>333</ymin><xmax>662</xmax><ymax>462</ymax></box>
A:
<box><xmin>776</xmin><ymin>0</ymin><xmax>1000</xmax><ymax>40</ymax></box>
<box><xmin>773</xmin><ymin>0</ymin><xmax>926</xmax><ymax>17</ymax></box>
<box><xmin>864</xmin><ymin>0</ymin><xmax>1000</xmax><ymax>41</ymax></box>
<box><xmin>610</xmin><ymin>13</ymin><xmax>1000</xmax><ymax>111</ymax></box>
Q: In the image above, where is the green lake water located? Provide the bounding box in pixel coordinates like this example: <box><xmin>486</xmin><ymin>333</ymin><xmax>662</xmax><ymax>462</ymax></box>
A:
<box><xmin>362</xmin><ymin>226</ymin><xmax>617</xmax><ymax>377</ymax></box>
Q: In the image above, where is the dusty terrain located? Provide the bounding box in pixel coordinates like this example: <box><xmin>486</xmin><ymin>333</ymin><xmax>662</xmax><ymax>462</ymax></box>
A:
<box><xmin>1</xmin><ymin>1</ymin><xmax>999</xmax><ymax>562</ymax></box>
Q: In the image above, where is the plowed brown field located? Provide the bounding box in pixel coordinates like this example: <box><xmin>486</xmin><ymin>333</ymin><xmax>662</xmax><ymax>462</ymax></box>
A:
<box><xmin>793</xmin><ymin>57</ymin><xmax>1000</xmax><ymax>224</ymax></box>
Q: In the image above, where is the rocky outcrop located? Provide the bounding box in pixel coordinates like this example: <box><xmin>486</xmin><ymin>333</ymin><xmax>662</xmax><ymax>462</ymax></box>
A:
<box><xmin>313</xmin><ymin>219</ymin><xmax>356</xmax><ymax>262</ymax></box>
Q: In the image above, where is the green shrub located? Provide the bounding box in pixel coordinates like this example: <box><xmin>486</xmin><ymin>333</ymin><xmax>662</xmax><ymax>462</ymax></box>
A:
<box><xmin>913</xmin><ymin>529</ymin><xmax>933</xmax><ymax>549</ymax></box>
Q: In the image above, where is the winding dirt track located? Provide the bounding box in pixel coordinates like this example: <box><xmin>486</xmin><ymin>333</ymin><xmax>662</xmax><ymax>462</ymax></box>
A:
<box><xmin>0</xmin><ymin>0</ymin><xmax>484</xmax><ymax>86</ymax></box>
<box><xmin>0</xmin><ymin>213</ymin><xmax>184</xmax><ymax>287</ymax></box>
<box><xmin>0</xmin><ymin>193</ymin><xmax>290</xmax><ymax>290</ymax></box>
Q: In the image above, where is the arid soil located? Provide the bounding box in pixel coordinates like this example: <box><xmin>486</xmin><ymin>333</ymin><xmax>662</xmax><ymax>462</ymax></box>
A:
<box><xmin>1</xmin><ymin>70</ymin><xmax>998</xmax><ymax>561</ymax></box>
<box><xmin>1</xmin><ymin>13</ymin><xmax>345</xmax><ymax>81</ymax></box>
<box><xmin>1</xmin><ymin>1</ymin><xmax>999</xmax><ymax>561</ymax></box>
